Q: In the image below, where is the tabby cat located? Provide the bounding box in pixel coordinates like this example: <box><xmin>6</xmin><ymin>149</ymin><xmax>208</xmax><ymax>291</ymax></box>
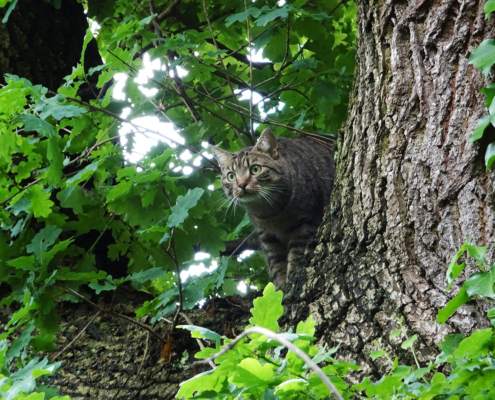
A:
<box><xmin>211</xmin><ymin>128</ymin><xmax>335</xmax><ymax>290</ymax></box>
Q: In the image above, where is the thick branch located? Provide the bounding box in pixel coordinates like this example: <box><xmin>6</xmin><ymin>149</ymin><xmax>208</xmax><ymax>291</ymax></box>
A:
<box><xmin>156</xmin><ymin>0</ymin><xmax>182</xmax><ymax>22</ymax></box>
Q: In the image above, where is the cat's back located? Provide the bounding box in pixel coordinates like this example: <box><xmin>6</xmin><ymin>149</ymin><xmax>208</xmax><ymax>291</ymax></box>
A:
<box><xmin>277</xmin><ymin>136</ymin><xmax>334</xmax><ymax>178</ymax></box>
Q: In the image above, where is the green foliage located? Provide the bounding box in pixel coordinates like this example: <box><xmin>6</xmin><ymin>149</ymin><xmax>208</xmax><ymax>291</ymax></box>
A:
<box><xmin>177</xmin><ymin>283</ymin><xmax>358</xmax><ymax>400</ymax></box>
<box><xmin>469</xmin><ymin>8</ymin><xmax>495</xmax><ymax>169</ymax></box>
<box><xmin>178</xmin><ymin>282</ymin><xmax>495</xmax><ymax>399</ymax></box>
<box><xmin>437</xmin><ymin>238</ymin><xmax>495</xmax><ymax>324</ymax></box>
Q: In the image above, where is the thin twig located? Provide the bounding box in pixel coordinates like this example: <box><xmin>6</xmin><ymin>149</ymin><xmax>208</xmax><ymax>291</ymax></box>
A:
<box><xmin>189</xmin><ymin>98</ymin><xmax>251</xmax><ymax>138</ymax></box>
<box><xmin>52</xmin><ymin>311</ymin><xmax>101</xmax><ymax>360</ymax></box>
<box><xmin>202</xmin><ymin>0</ymin><xmax>249</xmax><ymax>145</ymax></box>
<box><xmin>159</xmin><ymin>229</ymin><xmax>183</xmax><ymax>332</ymax></box>
<box><xmin>88</xmin><ymin>216</ymin><xmax>115</xmax><ymax>254</ymax></box>
<box><xmin>1</xmin><ymin>178</ymin><xmax>41</xmax><ymax>207</ymax></box>
<box><xmin>225</xmin><ymin>21</ymin><xmax>282</xmax><ymax>60</ymax></box>
<box><xmin>56</xmin><ymin>286</ymin><xmax>167</xmax><ymax>344</ymax></box>
<box><xmin>243</xmin><ymin>0</ymin><xmax>254</xmax><ymax>141</ymax></box>
<box><xmin>65</xmin><ymin>121</ymin><xmax>117</xmax><ymax>168</ymax></box>
<box><xmin>194</xmin><ymin>326</ymin><xmax>344</xmax><ymax>400</ymax></box>
<box><xmin>228</xmin><ymin>231</ymin><xmax>256</xmax><ymax>261</ymax></box>
<box><xmin>179</xmin><ymin>312</ymin><xmax>216</xmax><ymax>369</ymax></box>
<box><xmin>135</xmin><ymin>331</ymin><xmax>150</xmax><ymax>378</ymax></box>
<box><xmin>180</xmin><ymin>81</ymin><xmax>335</xmax><ymax>144</ymax></box>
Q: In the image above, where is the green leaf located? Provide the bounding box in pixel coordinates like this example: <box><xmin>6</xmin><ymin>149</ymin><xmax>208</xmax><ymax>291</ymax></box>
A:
<box><xmin>391</xmin><ymin>356</ymin><xmax>398</xmax><ymax>371</ymax></box>
<box><xmin>436</xmin><ymin>287</ymin><xmax>472</xmax><ymax>324</ymax></box>
<box><xmin>453</xmin><ymin>328</ymin><xmax>494</xmax><ymax>358</ymax></box>
<box><xmin>464</xmin><ymin>265</ymin><xmax>495</xmax><ymax>297</ymax></box>
<box><xmin>89</xmin><ymin>279</ymin><xmax>117</xmax><ymax>294</ymax></box>
<box><xmin>25</xmin><ymin>185</ymin><xmax>54</xmax><ymax>218</ymax></box>
<box><xmin>3</xmin><ymin>357</ymin><xmax>61</xmax><ymax>400</ymax></box>
<box><xmin>485</xmin><ymin>142</ymin><xmax>495</xmax><ymax>169</ymax></box>
<box><xmin>229</xmin><ymin>358</ymin><xmax>275</xmax><ymax>387</ymax></box>
<box><xmin>469</xmin><ymin>39</ymin><xmax>495</xmax><ymax>78</ymax></box>
<box><xmin>481</xmin><ymin>82</ymin><xmax>495</xmax><ymax>107</ymax></box>
<box><xmin>485</xmin><ymin>0</ymin><xmax>495</xmax><ymax>18</ymax></box>
<box><xmin>167</xmin><ymin>188</ymin><xmax>204</xmax><ymax>228</ymax></box>
<box><xmin>370</xmin><ymin>350</ymin><xmax>386</xmax><ymax>360</ymax></box>
<box><xmin>14</xmin><ymin>114</ymin><xmax>57</xmax><ymax>137</ymax></box>
<box><xmin>296</xmin><ymin>315</ymin><xmax>315</xmax><ymax>336</ymax></box>
<box><xmin>249</xmin><ymin>282</ymin><xmax>283</xmax><ymax>333</ymax></box>
<box><xmin>56</xmin><ymin>186</ymin><xmax>87</xmax><ymax>214</ymax></box>
<box><xmin>401</xmin><ymin>334</ymin><xmax>417</xmax><ymax>350</ymax></box>
<box><xmin>106</xmin><ymin>180</ymin><xmax>134</xmax><ymax>202</ymax></box>
<box><xmin>55</xmin><ymin>268</ymin><xmax>106</xmax><ymax>282</ymax></box>
<box><xmin>274</xmin><ymin>379</ymin><xmax>307</xmax><ymax>395</ymax></box>
<box><xmin>256</xmin><ymin>5</ymin><xmax>290</xmax><ymax>26</ymax></box>
<box><xmin>66</xmin><ymin>162</ymin><xmax>99</xmax><ymax>185</ymax></box>
<box><xmin>6</xmin><ymin>256</ymin><xmax>36</xmax><ymax>271</ymax></box>
<box><xmin>292</xmin><ymin>58</ymin><xmax>318</xmax><ymax>71</ymax></box>
<box><xmin>5</xmin><ymin>320</ymin><xmax>35</xmax><ymax>362</ymax></box>
<box><xmin>225</xmin><ymin>6</ymin><xmax>269</xmax><ymax>27</ymax></box>
<box><xmin>178</xmin><ymin>325</ymin><xmax>222</xmax><ymax>346</ymax></box>
<box><xmin>469</xmin><ymin>114</ymin><xmax>490</xmax><ymax>143</ymax></box>
<box><xmin>446</xmin><ymin>243</ymin><xmax>468</xmax><ymax>290</ymax></box>
<box><xmin>42</xmin><ymin>238</ymin><xmax>73</xmax><ymax>267</ymax></box>
<box><xmin>435</xmin><ymin>333</ymin><xmax>464</xmax><ymax>363</ymax></box>
<box><xmin>389</xmin><ymin>329</ymin><xmax>402</xmax><ymax>339</ymax></box>
<box><xmin>33</xmin><ymin>94</ymin><xmax>87</xmax><ymax>120</ymax></box>
<box><xmin>125</xmin><ymin>267</ymin><xmax>167</xmax><ymax>285</ymax></box>
<box><xmin>176</xmin><ymin>368</ymin><xmax>218</xmax><ymax>400</ymax></box>
<box><xmin>26</xmin><ymin>225</ymin><xmax>62</xmax><ymax>264</ymax></box>
<box><xmin>467</xmin><ymin>243</ymin><xmax>487</xmax><ymax>263</ymax></box>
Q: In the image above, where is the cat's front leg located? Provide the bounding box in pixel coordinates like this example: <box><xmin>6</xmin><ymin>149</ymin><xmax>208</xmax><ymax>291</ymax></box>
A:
<box><xmin>287</xmin><ymin>225</ymin><xmax>317</xmax><ymax>281</ymax></box>
<box><xmin>259</xmin><ymin>232</ymin><xmax>288</xmax><ymax>291</ymax></box>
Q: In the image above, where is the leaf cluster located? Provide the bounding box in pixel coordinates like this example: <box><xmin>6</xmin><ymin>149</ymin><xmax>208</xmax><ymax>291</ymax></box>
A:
<box><xmin>178</xmin><ymin>283</ymin><xmax>495</xmax><ymax>400</ymax></box>
<box><xmin>468</xmin><ymin>3</ymin><xmax>495</xmax><ymax>169</ymax></box>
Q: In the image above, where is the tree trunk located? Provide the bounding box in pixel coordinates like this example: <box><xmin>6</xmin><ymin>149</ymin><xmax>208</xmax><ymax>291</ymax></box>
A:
<box><xmin>286</xmin><ymin>0</ymin><xmax>495</xmax><ymax>380</ymax></box>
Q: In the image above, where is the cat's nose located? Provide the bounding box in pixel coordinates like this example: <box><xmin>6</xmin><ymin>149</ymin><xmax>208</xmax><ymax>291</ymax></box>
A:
<box><xmin>239</xmin><ymin>182</ymin><xmax>247</xmax><ymax>190</ymax></box>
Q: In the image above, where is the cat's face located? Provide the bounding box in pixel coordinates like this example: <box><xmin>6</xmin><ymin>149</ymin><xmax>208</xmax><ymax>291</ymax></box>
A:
<box><xmin>211</xmin><ymin>129</ymin><xmax>288</xmax><ymax>210</ymax></box>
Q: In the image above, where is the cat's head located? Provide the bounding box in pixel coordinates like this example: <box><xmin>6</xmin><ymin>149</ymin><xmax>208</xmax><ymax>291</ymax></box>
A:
<box><xmin>211</xmin><ymin>128</ymin><xmax>288</xmax><ymax>210</ymax></box>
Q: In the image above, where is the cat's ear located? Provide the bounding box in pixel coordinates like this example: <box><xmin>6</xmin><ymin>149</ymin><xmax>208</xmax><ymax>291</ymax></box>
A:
<box><xmin>253</xmin><ymin>127</ymin><xmax>279</xmax><ymax>159</ymax></box>
<box><xmin>211</xmin><ymin>146</ymin><xmax>234</xmax><ymax>167</ymax></box>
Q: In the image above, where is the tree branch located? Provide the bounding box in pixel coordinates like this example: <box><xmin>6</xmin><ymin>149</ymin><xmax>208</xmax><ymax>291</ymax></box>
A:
<box><xmin>156</xmin><ymin>0</ymin><xmax>182</xmax><ymax>23</ymax></box>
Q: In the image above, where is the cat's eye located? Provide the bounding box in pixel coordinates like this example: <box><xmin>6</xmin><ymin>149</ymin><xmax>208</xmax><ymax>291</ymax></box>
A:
<box><xmin>250</xmin><ymin>165</ymin><xmax>262</xmax><ymax>175</ymax></box>
<box><xmin>227</xmin><ymin>172</ymin><xmax>236</xmax><ymax>182</ymax></box>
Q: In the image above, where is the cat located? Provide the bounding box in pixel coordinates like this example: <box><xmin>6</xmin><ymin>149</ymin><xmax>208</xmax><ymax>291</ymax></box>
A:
<box><xmin>211</xmin><ymin>127</ymin><xmax>335</xmax><ymax>290</ymax></box>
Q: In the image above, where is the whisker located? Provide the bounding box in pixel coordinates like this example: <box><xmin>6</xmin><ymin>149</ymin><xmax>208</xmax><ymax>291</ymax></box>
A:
<box><xmin>259</xmin><ymin>190</ymin><xmax>277</xmax><ymax>210</ymax></box>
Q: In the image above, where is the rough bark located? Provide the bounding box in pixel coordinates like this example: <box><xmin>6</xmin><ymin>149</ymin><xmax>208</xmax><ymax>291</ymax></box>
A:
<box><xmin>286</xmin><ymin>0</ymin><xmax>495</xmax><ymax>381</ymax></box>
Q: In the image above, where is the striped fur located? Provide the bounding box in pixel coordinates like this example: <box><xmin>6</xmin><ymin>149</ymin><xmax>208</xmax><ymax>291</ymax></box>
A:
<box><xmin>211</xmin><ymin>128</ymin><xmax>335</xmax><ymax>290</ymax></box>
